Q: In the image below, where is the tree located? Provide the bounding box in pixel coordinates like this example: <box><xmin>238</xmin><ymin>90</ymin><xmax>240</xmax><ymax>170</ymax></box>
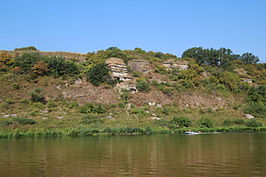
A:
<box><xmin>240</xmin><ymin>53</ymin><xmax>259</xmax><ymax>64</ymax></box>
<box><xmin>87</xmin><ymin>63</ymin><xmax>110</xmax><ymax>86</ymax></box>
<box><xmin>106</xmin><ymin>47</ymin><xmax>123</xmax><ymax>58</ymax></box>
<box><xmin>46</xmin><ymin>57</ymin><xmax>80</xmax><ymax>77</ymax></box>
<box><xmin>182</xmin><ymin>47</ymin><xmax>242</xmax><ymax>68</ymax></box>
<box><xmin>134</xmin><ymin>48</ymin><xmax>146</xmax><ymax>53</ymax></box>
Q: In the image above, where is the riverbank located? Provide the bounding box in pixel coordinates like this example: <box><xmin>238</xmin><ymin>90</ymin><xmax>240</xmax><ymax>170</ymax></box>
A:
<box><xmin>0</xmin><ymin>126</ymin><xmax>266</xmax><ymax>138</ymax></box>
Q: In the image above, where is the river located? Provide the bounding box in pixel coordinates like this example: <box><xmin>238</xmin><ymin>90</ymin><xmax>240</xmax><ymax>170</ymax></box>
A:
<box><xmin>0</xmin><ymin>132</ymin><xmax>265</xmax><ymax>177</ymax></box>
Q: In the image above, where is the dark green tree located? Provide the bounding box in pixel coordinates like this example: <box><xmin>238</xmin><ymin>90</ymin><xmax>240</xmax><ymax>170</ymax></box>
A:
<box><xmin>240</xmin><ymin>53</ymin><xmax>259</xmax><ymax>64</ymax></box>
<box><xmin>46</xmin><ymin>57</ymin><xmax>80</xmax><ymax>77</ymax></box>
<box><xmin>87</xmin><ymin>63</ymin><xmax>110</xmax><ymax>86</ymax></box>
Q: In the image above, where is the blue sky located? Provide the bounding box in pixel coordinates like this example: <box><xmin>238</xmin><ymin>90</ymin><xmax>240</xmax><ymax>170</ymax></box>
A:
<box><xmin>0</xmin><ymin>0</ymin><xmax>265</xmax><ymax>62</ymax></box>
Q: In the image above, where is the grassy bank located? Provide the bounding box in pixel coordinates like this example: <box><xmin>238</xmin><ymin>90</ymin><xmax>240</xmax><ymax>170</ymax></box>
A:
<box><xmin>0</xmin><ymin>126</ymin><xmax>265</xmax><ymax>138</ymax></box>
<box><xmin>1</xmin><ymin>108</ymin><xmax>265</xmax><ymax>138</ymax></box>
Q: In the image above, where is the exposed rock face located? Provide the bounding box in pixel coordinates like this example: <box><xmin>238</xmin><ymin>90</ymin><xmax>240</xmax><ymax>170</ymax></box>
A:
<box><xmin>128</xmin><ymin>60</ymin><xmax>153</xmax><ymax>73</ymax></box>
<box><xmin>130</xmin><ymin>91</ymin><xmax>172</xmax><ymax>106</ymax></box>
<box><xmin>178</xmin><ymin>92</ymin><xmax>227</xmax><ymax>109</ymax></box>
<box><xmin>105</xmin><ymin>57</ymin><xmax>132</xmax><ymax>81</ymax></box>
<box><xmin>61</xmin><ymin>83</ymin><xmax>119</xmax><ymax>104</ymax></box>
<box><xmin>162</xmin><ymin>59</ymin><xmax>189</xmax><ymax>70</ymax></box>
<box><xmin>114</xmin><ymin>81</ymin><xmax>137</xmax><ymax>93</ymax></box>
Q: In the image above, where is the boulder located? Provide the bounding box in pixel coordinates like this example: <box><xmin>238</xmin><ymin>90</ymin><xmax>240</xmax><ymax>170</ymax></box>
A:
<box><xmin>115</xmin><ymin>81</ymin><xmax>137</xmax><ymax>93</ymax></box>
<box><xmin>74</xmin><ymin>78</ymin><xmax>83</xmax><ymax>85</ymax></box>
<box><xmin>150</xmin><ymin>116</ymin><xmax>161</xmax><ymax>120</ymax></box>
<box><xmin>3</xmin><ymin>115</ymin><xmax>10</xmax><ymax>118</ymax></box>
<box><xmin>245</xmin><ymin>114</ymin><xmax>254</xmax><ymax>119</ymax></box>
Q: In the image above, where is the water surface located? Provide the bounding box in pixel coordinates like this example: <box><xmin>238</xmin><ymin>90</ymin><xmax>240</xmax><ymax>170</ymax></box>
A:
<box><xmin>0</xmin><ymin>132</ymin><xmax>265</xmax><ymax>177</ymax></box>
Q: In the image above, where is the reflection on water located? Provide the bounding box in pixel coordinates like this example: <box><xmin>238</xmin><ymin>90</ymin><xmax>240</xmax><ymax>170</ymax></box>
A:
<box><xmin>0</xmin><ymin>132</ymin><xmax>265</xmax><ymax>177</ymax></box>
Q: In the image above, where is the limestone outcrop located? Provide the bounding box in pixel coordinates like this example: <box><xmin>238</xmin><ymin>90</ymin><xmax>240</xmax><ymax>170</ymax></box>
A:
<box><xmin>128</xmin><ymin>60</ymin><xmax>153</xmax><ymax>73</ymax></box>
<box><xmin>162</xmin><ymin>59</ymin><xmax>189</xmax><ymax>70</ymax></box>
<box><xmin>105</xmin><ymin>57</ymin><xmax>132</xmax><ymax>81</ymax></box>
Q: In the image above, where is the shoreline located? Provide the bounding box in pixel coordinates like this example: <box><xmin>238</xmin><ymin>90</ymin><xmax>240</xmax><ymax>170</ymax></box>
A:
<box><xmin>0</xmin><ymin>126</ymin><xmax>265</xmax><ymax>138</ymax></box>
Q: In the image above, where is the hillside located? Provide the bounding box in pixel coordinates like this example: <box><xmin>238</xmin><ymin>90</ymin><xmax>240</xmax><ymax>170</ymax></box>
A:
<box><xmin>0</xmin><ymin>46</ymin><xmax>265</xmax><ymax>137</ymax></box>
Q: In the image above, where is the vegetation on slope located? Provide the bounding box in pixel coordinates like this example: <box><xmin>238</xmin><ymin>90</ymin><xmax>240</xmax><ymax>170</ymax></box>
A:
<box><xmin>0</xmin><ymin>46</ymin><xmax>265</xmax><ymax>137</ymax></box>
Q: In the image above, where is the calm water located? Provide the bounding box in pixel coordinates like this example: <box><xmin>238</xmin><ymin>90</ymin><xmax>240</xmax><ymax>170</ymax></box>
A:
<box><xmin>0</xmin><ymin>132</ymin><xmax>265</xmax><ymax>177</ymax></box>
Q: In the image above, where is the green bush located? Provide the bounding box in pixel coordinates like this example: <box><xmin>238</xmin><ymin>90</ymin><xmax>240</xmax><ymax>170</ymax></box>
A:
<box><xmin>159</xmin><ymin>85</ymin><xmax>173</xmax><ymax>95</ymax></box>
<box><xmin>136</xmin><ymin>79</ymin><xmax>151</xmax><ymax>92</ymax></box>
<box><xmin>248</xmin><ymin>86</ymin><xmax>266</xmax><ymax>103</ymax></box>
<box><xmin>46</xmin><ymin>57</ymin><xmax>80</xmax><ymax>77</ymax></box>
<box><xmin>217</xmin><ymin>71</ymin><xmax>241</xmax><ymax>92</ymax></box>
<box><xmin>13</xmin><ymin>53</ymin><xmax>41</xmax><ymax>72</ymax></box>
<box><xmin>80</xmin><ymin>103</ymin><xmax>106</xmax><ymax>114</ymax></box>
<box><xmin>13</xmin><ymin>53</ymin><xmax>80</xmax><ymax>77</ymax></box>
<box><xmin>198</xmin><ymin>117</ymin><xmax>213</xmax><ymax>128</ymax></box>
<box><xmin>245</xmin><ymin>103</ymin><xmax>266</xmax><ymax>118</ymax></box>
<box><xmin>13</xmin><ymin>117</ymin><xmax>36</xmax><ymax>125</ymax></box>
<box><xmin>30</xmin><ymin>88</ymin><xmax>46</xmax><ymax>103</ymax></box>
<box><xmin>170</xmin><ymin>117</ymin><xmax>192</xmax><ymax>128</ymax></box>
<box><xmin>244</xmin><ymin>119</ymin><xmax>263</xmax><ymax>127</ymax></box>
<box><xmin>87</xmin><ymin>63</ymin><xmax>110</xmax><ymax>86</ymax></box>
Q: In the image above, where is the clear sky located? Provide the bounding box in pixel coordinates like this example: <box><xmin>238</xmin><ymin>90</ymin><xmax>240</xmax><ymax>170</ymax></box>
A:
<box><xmin>0</xmin><ymin>0</ymin><xmax>265</xmax><ymax>62</ymax></box>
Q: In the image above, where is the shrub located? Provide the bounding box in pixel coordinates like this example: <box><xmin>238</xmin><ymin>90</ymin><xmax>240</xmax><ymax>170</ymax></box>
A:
<box><xmin>247</xmin><ymin>86</ymin><xmax>266</xmax><ymax>103</ymax></box>
<box><xmin>136</xmin><ymin>79</ymin><xmax>151</xmax><ymax>92</ymax></box>
<box><xmin>217</xmin><ymin>71</ymin><xmax>241</xmax><ymax>92</ymax></box>
<box><xmin>80</xmin><ymin>103</ymin><xmax>106</xmax><ymax>114</ymax></box>
<box><xmin>13</xmin><ymin>117</ymin><xmax>36</xmax><ymax>125</ymax></box>
<box><xmin>245</xmin><ymin>103</ymin><xmax>266</xmax><ymax>118</ymax></box>
<box><xmin>13</xmin><ymin>53</ymin><xmax>79</xmax><ymax>77</ymax></box>
<box><xmin>162</xmin><ymin>107</ymin><xmax>170</xmax><ymax>115</ymax></box>
<box><xmin>14</xmin><ymin>46</ymin><xmax>38</xmax><ymax>51</ymax></box>
<box><xmin>46</xmin><ymin>57</ymin><xmax>80</xmax><ymax>77</ymax></box>
<box><xmin>13</xmin><ymin>53</ymin><xmax>41</xmax><ymax>73</ymax></box>
<box><xmin>198</xmin><ymin>117</ymin><xmax>213</xmax><ymax>128</ymax></box>
<box><xmin>0</xmin><ymin>52</ymin><xmax>14</xmax><ymax>70</ymax></box>
<box><xmin>31</xmin><ymin>61</ymin><xmax>48</xmax><ymax>76</ymax></box>
<box><xmin>245</xmin><ymin>119</ymin><xmax>263</xmax><ymax>127</ymax></box>
<box><xmin>134</xmin><ymin>48</ymin><xmax>146</xmax><ymax>53</ymax></box>
<box><xmin>30</xmin><ymin>88</ymin><xmax>46</xmax><ymax>103</ymax></box>
<box><xmin>159</xmin><ymin>85</ymin><xmax>173</xmax><ymax>95</ymax></box>
<box><xmin>170</xmin><ymin>117</ymin><xmax>192</xmax><ymax>128</ymax></box>
<box><xmin>87</xmin><ymin>63</ymin><xmax>110</xmax><ymax>86</ymax></box>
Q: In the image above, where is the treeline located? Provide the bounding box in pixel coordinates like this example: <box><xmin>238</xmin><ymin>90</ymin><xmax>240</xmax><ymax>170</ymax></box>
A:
<box><xmin>182</xmin><ymin>47</ymin><xmax>260</xmax><ymax>67</ymax></box>
<box><xmin>0</xmin><ymin>46</ymin><xmax>264</xmax><ymax>79</ymax></box>
<box><xmin>0</xmin><ymin>52</ymin><xmax>79</xmax><ymax>77</ymax></box>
